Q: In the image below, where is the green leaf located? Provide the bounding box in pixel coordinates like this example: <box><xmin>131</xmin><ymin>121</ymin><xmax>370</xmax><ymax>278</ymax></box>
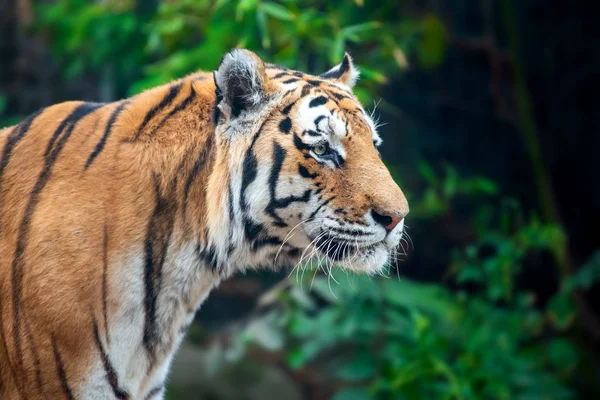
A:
<box><xmin>331</xmin><ymin>33</ymin><xmax>346</xmax><ymax>64</ymax></box>
<box><xmin>358</xmin><ymin>67</ymin><xmax>388</xmax><ymax>84</ymax></box>
<box><xmin>416</xmin><ymin>14</ymin><xmax>446</xmax><ymax>69</ymax></box>
<box><xmin>286</xmin><ymin>347</ymin><xmax>307</xmax><ymax>369</ymax></box>
<box><xmin>236</xmin><ymin>0</ymin><xmax>259</xmax><ymax>20</ymax></box>
<box><xmin>417</xmin><ymin>160</ymin><xmax>437</xmax><ymax>184</ymax></box>
<box><xmin>289</xmin><ymin>314</ymin><xmax>316</xmax><ymax>338</ymax></box>
<box><xmin>547</xmin><ymin>338</ymin><xmax>580</xmax><ymax>374</ymax></box>
<box><xmin>342</xmin><ymin>22</ymin><xmax>381</xmax><ymax>37</ymax></box>
<box><xmin>256</xmin><ymin>9</ymin><xmax>270</xmax><ymax>49</ymax></box>
<box><xmin>456</xmin><ymin>266</ymin><xmax>483</xmax><ymax>284</ymax></box>
<box><xmin>336</xmin><ymin>352</ymin><xmax>377</xmax><ymax>381</ymax></box>
<box><xmin>443</xmin><ymin>165</ymin><xmax>458</xmax><ymax>197</ymax></box>
<box><xmin>546</xmin><ymin>292</ymin><xmax>576</xmax><ymax>331</ymax></box>
<box><xmin>260</xmin><ymin>3</ymin><xmax>295</xmax><ymax>21</ymax></box>
<box><xmin>564</xmin><ymin>249</ymin><xmax>600</xmax><ymax>291</ymax></box>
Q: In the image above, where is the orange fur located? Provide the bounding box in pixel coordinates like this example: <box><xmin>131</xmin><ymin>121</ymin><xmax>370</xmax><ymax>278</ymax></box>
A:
<box><xmin>0</xmin><ymin>51</ymin><xmax>408</xmax><ymax>399</ymax></box>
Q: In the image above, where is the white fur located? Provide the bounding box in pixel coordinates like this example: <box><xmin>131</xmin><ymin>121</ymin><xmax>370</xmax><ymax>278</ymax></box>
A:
<box><xmin>295</xmin><ymin>96</ymin><xmax>347</xmax><ymax>160</ymax></box>
<box><xmin>77</xmin><ymin>240</ymin><xmax>220</xmax><ymax>399</ymax></box>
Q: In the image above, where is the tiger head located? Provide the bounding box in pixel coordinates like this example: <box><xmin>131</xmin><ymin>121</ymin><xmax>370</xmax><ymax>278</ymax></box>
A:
<box><xmin>208</xmin><ymin>49</ymin><xmax>409</xmax><ymax>275</ymax></box>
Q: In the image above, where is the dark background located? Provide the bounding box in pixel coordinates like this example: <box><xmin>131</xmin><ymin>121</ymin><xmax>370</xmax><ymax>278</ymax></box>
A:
<box><xmin>1</xmin><ymin>1</ymin><xmax>598</xmax><ymax>399</ymax></box>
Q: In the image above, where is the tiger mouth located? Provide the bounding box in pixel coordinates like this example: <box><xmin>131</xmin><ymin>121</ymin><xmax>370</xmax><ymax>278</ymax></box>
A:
<box><xmin>313</xmin><ymin>235</ymin><xmax>381</xmax><ymax>261</ymax></box>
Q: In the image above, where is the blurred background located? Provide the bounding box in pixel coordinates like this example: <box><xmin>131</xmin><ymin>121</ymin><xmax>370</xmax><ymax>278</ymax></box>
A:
<box><xmin>1</xmin><ymin>0</ymin><xmax>598</xmax><ymax>398</ymax></box>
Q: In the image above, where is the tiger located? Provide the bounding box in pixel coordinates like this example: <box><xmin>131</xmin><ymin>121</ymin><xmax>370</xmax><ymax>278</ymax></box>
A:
<box><xmin>0</xmin><ymin>49</ymin><xmax>409</xmax><ymax>399</ymax></box>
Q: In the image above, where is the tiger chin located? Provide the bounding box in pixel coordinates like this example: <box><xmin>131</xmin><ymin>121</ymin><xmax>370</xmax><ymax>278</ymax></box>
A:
<box><xmin>0</xmin><ymin>49</ymin><xmax>408</xmax><ymax>399</ymax></box>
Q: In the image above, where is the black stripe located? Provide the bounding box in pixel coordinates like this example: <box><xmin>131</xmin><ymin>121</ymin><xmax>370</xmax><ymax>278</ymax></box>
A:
<box><xmin>228</xmin><ymin>180</ymin><xmax>235</xmax><ymax>226</ymax></box>
<box><xmin>314</xmin><ymin>115</ymin><xmax>326</xmax><ymax>126</ymax></box>
<box><xmin>183</xmin><ymin>141</ymin><xmax>213</xmax><ymax>216</ymax></box>
<box><xmin>237</xmin><ymin>120</ymin><xmax>272</xmax><ymax>244</ymax></box>
<box><xmin>272</xmin><ymin>72</ymin><xmax>289</xmax><ymax>79</ymax></box>
<box><xmin>293</xmin><ymin>134</ymin><xmax>310</xmax><ymax>151</ymax></box>
<box><xmin>143</xmin><ymin>175</ymin><xmax>178</xmax><ymax>362</ymax></box>
<box><xmin>320</xmin><ymin>55</ymin><xmax>350</xmax><ymax>80</ymax></box>
<box><xmin>148</xmin><ymin>85</ymin><xmax>197</xmax><ymax>137</ymax></box>
<box><xmin>92</xmin><ymin>318</ymin><xmax>129</xmax><ymax>399</ymax></box>
<box><xmin>329</xmin><ymin>91</ymin><xmax>351</xmax><ymax>101</ymax></box>
<box><xmin>281</xmin><ymin>101</ymin><xmax>296</xmax><ymax>115</ymax></box>
<box><xmin>308</xmin><ymin>195</ymin><xmax>337</xmax><ymax>220</ymax></box>
<box><xmin>307</xmin><ymin>79</ymin><xmax>324</xmax><ymax>87</ymax></box>
<box><xmin>227</xmin><ymin>181</ymin><xmax>235</xmax><ymax>255</ymax></box>
<box><xmin>279</xmin><ymin>117</ymin><xmax>292</xmax><ymax>134</ymax></box>
<box><xmin>301</xmin><ymin>84</ymin><xmax>312</xmax><ymax>97</ymax></box>
<box><xmin>0</xmin><ymin>108</ymin><xmax>44</xmax><ymax>233</ymax></box>
<box><xmin>240</xmin><ymin>141</ymin><xmax>258</xmax><ymax>214</ymax></box>
<box><xmin>44</xmin><ymin>115</ymin><xmax>74</xmax><ymax>157</ymax></box>
<box><xmin>252</xmin><ymin>235</ymin><xmax>282</xmax><ymax>250</ymax></box>
<box><xmin>0</xmin><ymin>306</ymin><xmax>22</xmax><ymax>393</ymax></box>
<box><xmin>102</xmin><ymin>226</ymin><xmax>111</xmax><ymax>344</ymax></box>
<box><xmin>244</xmin><ymin>218</ymin><xmax>263</xmax><ymax>242</ymax></box>
<box><xmin>282</xmin><ymin>78</ymin><xmax>299</xmax><ymax>84</ymax></box>
<box><xmin>46</xmin><ymin>103</ymin><xmax>103</xmax><ymax>157</ymax></box>
<box><xmin>23</xmin><ymin>318</ymin><xmax>43</xmax><ymax>394</ymax></box>
<box><xmin>304</xmin><ymin>129</ymin><xmax>322</xmax><ymax>137</ymax></box>
<box><xmin>143</xmin><ymin>384</ymin><xmax>164</xmax><ymax>400</ymax></box>
<box><xmin>309</xmin><ymin>96</ymin><xmax>328</xmax><ymax>108</ymax></box>
<box><xmin>52</xmin><ymin>337</ymin><xmax>75</xmax><ymax>400</ymax></box>
<box><xmin>213</xmin><ymin>72</ymin><xmax>223</xmax><ymax>124</ymax></box>
<box><xmin>265</xmin><ymin>143</ymin><xmax>311</xmax><ymax>227</ymax></box>
<box><xmin>11</xmin><ymin>103</ymin><xmax>100</xmax><ymax>376</ymax></box>
<box><xmin>199</xmin><ymin>244</ymin><xmax>220</xmax><ymax>272</ymax></box>
<box><xmin>86</xmin><ymin>101</ymin><xmax>129</xmax><ymax>169</ymax></box>
<box><xmin>133</xmin><ymin>83</ymin><xmax>182</xmax><ymax>140</ymax></box>
<box><xmin>298</xmin><ymin>164</ymin><xmax>318</xmax><ymax>179</ymax></box>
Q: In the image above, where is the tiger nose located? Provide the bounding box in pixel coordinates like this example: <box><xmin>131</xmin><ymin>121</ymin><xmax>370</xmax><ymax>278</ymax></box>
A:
<box><xmin>370</xmin><ymin>209</ymin><xmax>404</xmax><ymax>232</ymax></box>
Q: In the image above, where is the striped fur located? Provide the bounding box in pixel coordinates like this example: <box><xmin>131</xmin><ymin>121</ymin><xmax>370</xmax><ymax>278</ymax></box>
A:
<box><xmin>0</xmin><ymin>50</ymin><xmax>408</xmax><ymax>399</ymax></box>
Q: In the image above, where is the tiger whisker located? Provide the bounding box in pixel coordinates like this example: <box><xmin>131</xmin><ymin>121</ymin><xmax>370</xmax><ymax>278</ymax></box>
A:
<box><xmin>273</xmin><ymin>216</ymin><xmax>329</xmax><ymax>266</ymax></box>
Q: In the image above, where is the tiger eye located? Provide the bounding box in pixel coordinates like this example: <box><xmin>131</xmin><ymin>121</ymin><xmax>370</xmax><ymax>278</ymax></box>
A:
<box><xmin>314</xmin><ymin>143</ymin><xmax>327</xmax><ymax>155</ymax></box>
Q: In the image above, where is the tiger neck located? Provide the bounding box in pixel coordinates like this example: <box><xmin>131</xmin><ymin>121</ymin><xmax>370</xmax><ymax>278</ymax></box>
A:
<box><xmin>131</xmin><ymin>73</ymin><xmax>283</xmax><ymax>282</ymax></box>
<box><xmin>129</xmin><ymin>74</ymin><xmax>240</xmax><ymax>280</ymax></box>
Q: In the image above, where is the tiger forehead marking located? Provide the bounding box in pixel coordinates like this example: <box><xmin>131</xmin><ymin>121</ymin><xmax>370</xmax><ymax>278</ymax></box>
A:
<box><xmin>0</xmin><ymin>49</ymin><xmax>408</xmax><ymax>399</ymax></box>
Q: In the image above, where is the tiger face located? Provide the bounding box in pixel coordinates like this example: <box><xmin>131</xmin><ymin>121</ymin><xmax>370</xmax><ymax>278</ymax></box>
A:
<box><xmin>211</xmin><ymin>50</ymin><xmax>409</xmax><ymax>274</ymax></box>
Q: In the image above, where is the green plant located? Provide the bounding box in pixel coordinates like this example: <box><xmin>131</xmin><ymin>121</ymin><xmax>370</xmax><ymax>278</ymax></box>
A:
<box><xmin>35</xmin><ymin>0</ymin><xmax>447</xmax><ymax>105</ymax></box>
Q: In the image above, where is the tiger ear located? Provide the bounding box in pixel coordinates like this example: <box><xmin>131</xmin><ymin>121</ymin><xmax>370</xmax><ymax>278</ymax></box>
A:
<box><xmin>214</xmin><ymin>49</ymin><xmax>273</xmax><ymax>119</ymax></box>
<box><xmin>320</xmin><ymin>52</ymin><xmax>360</xmax><ymax>88</ymax></box>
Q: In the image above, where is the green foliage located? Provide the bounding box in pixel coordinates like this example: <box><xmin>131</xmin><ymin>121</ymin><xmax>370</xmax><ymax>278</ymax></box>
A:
<box><xmin>231</xmin><ymin>167</ymin><xmax>582</xmax><ymax>399</ymax></box>
<box><xmin>564</xmin><ymin>250</ymin><xmax>600</xmax><ymax>292</ymax></box>
<box><xmin>34</xmin><ymin>0</ymin><xmax>447</xmax><ymax>104</ymax></box>
<box><xmin>412</xmin><ymin>160</ymin><xmax>498</xmax><ymax>218</ymax></box>
<box><xmin>37</xmin><ymin>0</ymin><xmax>144</xmax><ymax>81</ymax></box>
